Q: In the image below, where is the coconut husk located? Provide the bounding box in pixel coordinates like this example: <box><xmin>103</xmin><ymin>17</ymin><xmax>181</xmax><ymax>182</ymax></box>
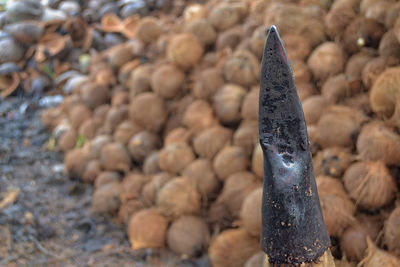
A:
<box><xmin>384</xmin><ymin>205</ymin><xmax>400</xmax><ymax>257</ymax></box>
<box><xmin>313</xmin><ymin>147</ymin><xmax>354</xmax><ymax>178</ymax></box>
<box><xmin>120</xmin><ymin>173</ymin><xmax>149</xmax><ymax>203</ymax></box>
<box><xmin>158</xmin><ymin>143</ymin><xmax>195</xmax><ymax>174</ymax></box>
<box><xmin>121</xmin><ymin>15</ymin><xmax>141</xmax><ymax>39</ymax></box>
<box><xmin>91</xmin><ymin>182</ymin><xmax>122</xmax><ymax>215</ymax></box>
<box><xmin>359</xmin><ymin>237</ymin><xmax>400</xmax><ymax>267</ymax></box>
<box><xmin>141</xmin><ymin>172</ymin><xmax>172</xmax><ymax>207</ymax></box>
<box><xmin>101</xmin><ymin>13</ymin><xmax>122</xmax><ymax>33</ymax></box>
<box><xmin>213</xmin><ymin>146</ymin><xmax>249</xmax><ymax>180</ymax></box>
<box><xmin>240</xmin><ymin>187</ymin><xmax>262</xmax><ymax>237</ymax></box>
<box><xmin>35</xmin><ymin>33</ymin><xmax>70</xmax><ymax>62</ymax></box>
<box><xmin>0</xmin><ymin>72</ymin><xmax>20</xmax><ymax>99</ymax></box>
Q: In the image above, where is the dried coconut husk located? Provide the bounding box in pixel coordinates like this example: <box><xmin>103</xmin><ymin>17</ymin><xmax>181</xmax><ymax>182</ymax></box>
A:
<box><xmin>84</xmin><ymin>135</ymin><xmax>112</xmax><ymax>159</ymax></box>
<box><xmin>164</xmin><ymin>94</ymin><xmax>195</xmax><ymax>134</ymax></box>
<box><xmin>167</xmin><ymin>33</ymin><xmax>204</xmax><ymax>70</ymax></box>
<box><xmin>193</xmin><ymin>126</ymin><xmax>232</xmax><ymax>159</ymax></box>
<box><xmin>208</xmin><ymin>3</ymin><xmax>241</xmax><ymax>31</ymax></box>
<box><xmin>101</xmin><ymin>13</ymin><xmax>122</xmax><ymax>33</ymax></box>
<box><xmin>342</xmin><ymin>93</ymin><xmax>372</xmax><ymax>115</ymax></box>
<box><xmin>142</xmin><ymin>172</ymin><xmax>172</xmax><ymax>207</ymax></box>
<box><xmin>65</xmin><ymin>148</ymin><xmax>92</xmax><ymax>179</ymax></box>
<box><xmin>182</xmin><ymin>100</ymin><xmax>216</xmax><ymax>134</ymax></box>
<box><xmin>217</xmin><ymin>171</ymin><xmax>260</xmax><ymax>217</ymax></box>
<box><xmin>134</xmin><ymin>17</ymin><xmax>162</xmax><ymax>44</ymax></box>
<box><xmin>244</xmin><ymin>252</ymin><xmax>264</xmax><ymax>267</ymax></box>
<box><xmin>35</xmin><ymin>33</ymin><xmax>70</xmax><ymax>62</ymax></box>
<box><xmin>120</xmin><ymin>173</ymin><xmax>149</xmax><ymax>203</ymax></box>
<box><xmin>341</xmin><ymin>214</ymin><xmax>382</xmax><ymax>262</ymax></box>
<box><xmin>370</xmin><ymin>67</ymin><xmax>400</xmax><ymax>117</ymax></box>
<box><xmin>302</xmin><ymin>95</ymin><xmax>328</xmax><ymax>125</ymax></box>
<box><xmin>128</xmin><ymin>208</ymin><xmax>168</xmax><ymax>250</ymax></box>
<box><xmin>378</xmin><ymin>30</ymin><xmax>400</xmax><ymax>58</ymax></box>
<box><xmin>365</xmin><ymin>1</ymin><xmax>393</xmax><ymax>24</ymax></box>
<box><xmin>324</xmin><ymin>4</ymin><xmax>356</xmax><ymax>39</ymax></box>
<box><xmin>264</xmin><ymin>3</ymin><xmax>305</xmax><ymax>36</ymax></box>
<box><xmin>343</xmin><ymin>17</ymin><xmax>385</xmax><ymax>54</ymax></box>
<box><xmin>251</xmin><ymin>144</ymin><xmax>263</xmax><ymax>179</ymax></box>
<box><xmin>185</xmin><ymin>19</ymin><xmax>217</xmax><ymax>46</ymax></box>
<box><xmin>107</xmin><ymin>43</ymin><xmax>134</xmax><ymax>69</ymax></box>
<box><xmin>156</xmin><ymin>176</ymin><xmax>201</xmax><ymax>218</ymax></box>
<box><xmin>82</xmin><ymin>160</ymin><xmax>102</xmax><ymax>184</ymax></box>
<box><xmin>129</xmin><ymin>92</ymin><xmax>167</xmax><ymax>133</ymax></box>
<box><xmin>321</xmin><ymin>74</ymin><xmax>361</xmax><ymax>104</ymax></box>
<box><xmin>213</xmin><ymin>146</ymin><xmax>249</xmax><ymax>181</ymax></box>
<box><xmin>81</xmin><ymin>83</ymin><xmax>109</xmax><ymax>109</ymax></box>
<box><xmin>182</xmin><ymin>159</ymin><xmax>220</xmax><ymax>198</ymax></box>
<box><xmin>92</xmin><ymin>64</ymin><xmax>117</xmax><ymax>88</ymax></box>
<box><xmin>113</xmin><ymin>120</ymin><xmax>142</xmax><ymax>145</ymax></box>
<box><xmin>307</xmin><ymin>42</ymin><xmax>346</xmax><ymax>82</ymax></box>
<box><xmin>158</xmin><ymin>143</ymin><xmax>195</xmax><ymax>174</ymax></box>
<box><xmin>151</xmin><ymin>64</ymin><xmax>185</xmax><ymax>99</ymax></box>
<box><xmin>41</xmin><ymin>107</ymin><xmax>63</xmax><ymax>130</ymax></box>
<box><xmin>99</xmin><ymin>142</ymin><xmax>131</xmax><ymax>173</ymax></box>
<box><xmin>117</xmin><ymin>199</ymin><xmax>142</xmax><ymax>225</ymax></box>
<box><xmin>223</xmin><ymin>49</ymin><xmax>260</xmax><ymax>87</ymax></box>
<box><xmin>128</xmin><ymin>131</ymin><xmax>159</xmax><ymax>163</ymax></box>
<box><xmin>358</xmin><ymin>237</ymin><xmax>400</xmax><ymax>267</ymax></box>
<box><xmin>58</xmin><ymin>128</ymin><xmax>77</xmax><ymax>152</ymax></box>
<box><xmin>315</xmin><ymin>105</ymin><xmax>367</xmax><ymax>148</ymax></box>
<box><xmin>357</xmin><ymin>121</ymin><xmax>400</xmax><ymax>165</ymax></box>
<box><xmin>343</xmin><ymin>161</ymin><xmax>396</xmax><ymax>210</ymax></box>
<box><xmin>91</xmin><ymin>182</ymin><xmax>122</xmax><ymax>215</ymax></box>
<box><xmin>209</xmin><ymin>228</ymin><xmax>259</xmax><ymax>267</ymax></box>
<box><xmin>143</xmin><ymin>152</ymin><xmax>161</xmax><ymax>175</ymax></box>
<box><xmin>313</xmin><ymin>147</ymin><xmax>353</xmax><ymax>178</ymax></box>
<box><xmin>249</xmin><ymin>26</ymin><xmax>266</xmax><ymax>59</ymax></box>
<box><xmin>192</xmin><ymin>68</ymin><xmax>224</xmax><ymax>100</ymax></box>
<box><xmin>291</xmin><ymin>59</ymin><xmax>312</xmax><ymax>84</ymax></box>
<box><xmin>6</xmin><ymin>21</ymin><xmax>44</xmax><ymax>44</ymax></box>
<box><xmin>240</xmin><ymin>187</ymin><xmax>262</xmax><ymax>237</ymax></box>
<box><xmin>118</xmin><ymin>60</ymin><xmax>140</xmax><ymax>87</ymax></box>
<box><xmin>213</xmin><ymin>84</ymin><xmax>246</xmax><ymax>126</ymax></box>
<box><xmin>241</xmin><ymin>87</ymin><xmax>259</xmax><ymax>121</ymax></box>
<box><xmin>361</xmin><ymin>56</ymin><xmax>399</xmax><ymax>90</ymax></box>
<box><xmin>68</xmin><ymin>104</ymin><xmax>92</xmax><ymax>130</ymax></box>
<box><xmin>111</xmin><ymin>91</ymin><xmax>130</xmax><ymax>107</ymax></box>
<box><xmin>94</xmin><ymin>171</ymin><xmax>120</xmax><ymax>189</ymax></box>
<box><xmin>120</xmin><ymin>15</ymin><xmax>141</xmax><ymax>39</ymax></box>
<box><xmin>78</xmin><ymin>117</ymin><xmax>102</xmax><ymax>140</ymax></box>
<box><xmin>183</xmin><ymin>4</ymin><xmax>208</xmax><ymax>24</ymax></box>
<box><xmin>345</xmin><ymin>51</ymin><xmax>375</xmax><ymax>82</ymax></box>
<box><xmin>297</xmin><ymin>82</ymin><xmax>318</xmax><ymax>101</ymax></box>
<box><xmin>102</xmin><ymin>106</ymin><xmax>128</xmax><ymax>134</ymax></box>
<box><xmin>216</xmin><ymin>26</ymin><xmax>244</xmax><ymax>51</ymax></box>
<box><xmin>316</xmin><ymin>176</ymin><xmax>356</xmax><ymax>237</ymax></box>
<box><xmin>298</xmin><ymin>18</ymin><xmax>326</xmax><ymax>48</ymax></box>
<box><xmin>282</xmin><ymin>34</ymin><xmax>311</xmax><ymax>61</ymax></box>
<box><xmin>166</xmin><ymin>215</ymin><xmax>210</xmax><ymax>257</ymax></box>
<box><xmin>233</xmin><ymin>120</ymin><xmax>258</xmax><ymax>156</ymax></box>
<box><xmin>384</xmin><ymin>205</ymin><xmax>400</xmax><ymax>256</ymax></box>
<box><xmin>128</xmin><ymin>64</ymin><xmax>154</xmax><ymax>98</ymax></box>
<box><xmin>164</xmin><ymin>127</ymin><xmax>191</xmax><ymax>146</ymax></box>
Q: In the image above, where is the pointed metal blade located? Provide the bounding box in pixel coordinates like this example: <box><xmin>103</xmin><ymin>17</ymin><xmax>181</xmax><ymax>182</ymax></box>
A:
<box><xmin>259</xmin><ymin>25</ymin><xmax>330</xmax><ymax>265</ymax></box>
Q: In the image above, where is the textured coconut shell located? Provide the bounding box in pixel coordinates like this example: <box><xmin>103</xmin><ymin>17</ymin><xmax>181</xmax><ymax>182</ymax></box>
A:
<box><xmin>182</xmin><ymin>100</ymin><xmax>216</xmax><ymax>134</ymax></box>
<box><xmin>164</xmin><ymin>127</ymin><xmax>191</xmax><ymax>146</ymax></box>
<box><xmin>313</xmin><ymin>147</ymin><xmax>352</xmax><ymax>179</ymax></box>
<box><xmin>58</xmin><ymin>128</ymin><xmax>77</xmax><ymax>152</ymax></box>
<box><xmin>291</xmin><ymin>59</ymin><xmax>312</xmax><ymax>84</ymax></box>
<box><xmin>156</xmin><ymin>177</ymin><xmax>201</xmax><ymax>218</ymax></box>
<box><xmin>120</xmin><ymin>15</ymin><xmax>141</xmax><ymax>39</ymax></box>
<box><xmin>244</xmin><ymin>252</ymin><xmax>264</xmax><ymax>267</ymax></box>
<box><xmin>151</xmin><ymin>64</ymin><xmax>185</xmax><ymax>99</ymax></box>
<box><xmin>216</xmin><ymin>26</ymin><xmax>244</xmax><ymax>51</ymax></box>
<box><xmin>120</xmin><ymin>173</ymin><xmax>149</xmax><ymax>203</ymax></box>
<box><xmin>113</xmin><ymin>120</ymin><xmax>142</xmax><ymax>145</ymax></box>
<box><xmin>343</xmin><ymin>161</ymin><xmax>396</xmax><ymax>210</ymax></box>
<box><xmin>85</xmin><ymin>135</ymin><xmax>112</xmax><ymax>159</ymax></box>
<box><xmin>264</xmin><ymin>3</ymin><xmax>305</xmax><ymax>36</ymax></box>
<box><xmin>223</xmin><ymin>49</ymin><xmax>260</xmax><ymax>87</ymax></box>
<box><xmin>158</xmin><ymin>142</ymin><xmax>195</xmax><ymax>174</ymax></box>
<box><xmin>164</xmin><ymin>95</ymin><xmax>195</xmax><ymax>134</ymax></box>
<box><xmin>233</xmin><ymin>120</ymin><xmax>258</xmax><ymax>156</ymax></box>
<box><xmin>101</xmin><ymin>13</ymin><xmax>122</xmax><ymax>32</ymax></box>
<box><xmin>94</xmin><ymin>171</ymin><xmax>120</xmax><ymax>189</ymax></box>
<box><xmin>167</xmin><ymin>33</ymin><xmax>204</xmax><ymax>70</ymax></box>
<box><xmin>359</xmin><ymin>237</ymin><xmax>400</xmax><ymax>267</ymax></box>
<box><xmin>322</xmin><ymin>74</ymin><xmax>362</xmax><ymax>104</ymax></box>
<box><xmin>217</xmin><ymin>171</ymin><xmax>260</xmax><ymax>217</ymax></box>
<box><xmin>182</xmin><ymin>159</ymin><xmax>220</xmax><ymax>198</ymax></box>
<box><xmin>361</xmin><ymin>56</ymin><xmax>399</xmax><ymax>89</ymax></box>
<box><xmin>141</xmin><ymin>172</ymin><xmax>172</xmax><ymax>207</ymax></box>
<box><xmin>107</xmin><ymin>43</ymin><xmax>134</xmax><ymax>69</ymax></box>
<box><xmin>193</xmin><ymin>126</ymin><xmax>232</xmax><ymax>159</ymax></box>
<box><xmin>384</xmin><ymin>206</ymin><xmax>400</xmax><ymax>256</ymax></box>
<box><xmin>91</xmin><ymin>182</ymin><xmax>122</xmax><ymax>214</ymax></box>
<box><xmin>249</xmin><ymin>26</ymin><xmax>267</xmax><ymax>59</ymax></box>
<box><xmin>99</xmin><ymin>142</ymin><xmax>131</xmax><ymax>173</ymax></box>
<box><xmin>213</xmin><ymin>146</ymin><xmax>249</xmax><ymax>180</ymax></box>
<box><xmin>185</xmin><ymin>19</ymin><xmax>217</xmax><ymax>46</ymax></box>
<box><xmin>209</xmin><ymin>228</ymin><xmax>259</xmax><ymax>267</ymax></box>
<box><xmin>143</xmin><ymin>152</ymin><xmax>161</xmax><ymax>175</ymax></box>
<box><xmin>345</xmin><ymin>52</ymin><xmax>374</xmax><ymax>82</ymax></box>
<box><xmin>81</xmin><ymin>83</ymin><xmax>109</xmax><ymax>109</ymax></box>
<box><xmin>117</xmin><ymin>199</ymin><xmax>142</xmax><ymax>225</ymax></box>
<box><xmin>166</xmin><ymin>216</ymin><xmax>210</xmax><ymax>257</ymax></box>
<box><xmin>192</xmin><ymin>68</ymin><xmax>224</xmax><ymax>100</ymax></box>
<box><xmin>241</xmin><ymin>87</ymin><xmax>259</xmax><ymax>121</ymax></box>
<box><xmin>128</xmin><ymin>208</ymin><xmax>168</xmax><ymax>250</ymax></box>
<box><xmin>135</xmin><ymin>17</ymin><xmax>162</xmax><ymax>44</ymax></box>
<box><xmin>128</xmin><ymin>131</ymin><xmax>160</xmax><ymax>163</ymax></box>
<box><xmin>324</xmin><ymin>4</ymin><xmax>356</xmax><ymax>39</ymax></box>
<box><xmin>213</xmin><ymin>84</ymin><xmax>247</xmax><ymax>126</ymax></box>
<box><xmin>65</xmin><ymin>148</ymin><xmax>92</xmax><ymax>179</ymax></box>
<box><xmin>240</xmin><ymin>187</ymin><xmax>262</xmax><ymax>237</ymax></box>
<box><xmin>378</xmin><ymin>30</ymin><xmax>400</xmax><ymax>58</ymax></box>
<box><xmin>79</xmin><ymin>118</ymin><xmax>102</xmax><ymax>140</ymax></box>
<box><xmin>82</xmin><ymin>160</ymin><xmax>102</xmax><ymax>184</ymax></box>
<box><xmin>128</xmin><ymin>64</ymin><xmax>154</xmax><ymax>98</ymax></box>
<box><xmin>103</xmin><ymin>106</ymin><xmax>128</xmax><ymax>134</ymax></box>
<box><xmin>251</xmin><ymin>144</ymin><xmax>263</xmax><ymax>179</ymax></box>
<box><xmin>302</xmin><ymin>95</ymin><xmax>329</xmax><ymax>125</ymax></box>
<box><xmin>68</xmin><ymin>104</ymin><xmax>92</xmax><ymax>130</ymax></box>
<box><xmin>111</xmin><ymin>91</ymin><xmax>130</xmax><ymax>107</ymax></box>
<box><xmin>118</xmin><ymin>60</ymin><xmax>140</xmax><ymax>87</ymax></box>
<box><xmin>282</xmin><ymin>34</ymin><xmax>311</xmax><ymax>61</ymax></box>
<box><xmin>208</xmin><ymin>4</ymin><xmax>240</xmax><ymax>31</ymax></box>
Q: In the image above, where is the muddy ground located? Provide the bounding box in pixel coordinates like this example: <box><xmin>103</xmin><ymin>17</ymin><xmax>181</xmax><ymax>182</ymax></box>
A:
<box><xmin>0</xmin><ymin>97</ymin><xmax>210</xmax><ymax>267</ymax></box>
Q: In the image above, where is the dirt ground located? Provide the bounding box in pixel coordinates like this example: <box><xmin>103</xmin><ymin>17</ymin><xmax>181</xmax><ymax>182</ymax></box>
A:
<box><xmin>0</xmin><ymin>97</ymin><xmax>210</xmax><ymax>267</ymax></box>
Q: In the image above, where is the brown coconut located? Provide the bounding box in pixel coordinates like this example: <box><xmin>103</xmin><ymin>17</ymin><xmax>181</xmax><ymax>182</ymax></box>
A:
<box><xmin>81</xmin><ymin>83</ymin><xmax>109</xmax><ymax>109</ymax></box>
<box><xmin>107</xmin><ymin>43</ymin><xmax>134</xmax><ymax>69</ymax></box>
<box><xmin>93</xmin><ymin>104</ymin><xmax>110</xmax><ymax>122</ymax></box>
<box><xmin>164</xmin><ymin>127</ymin><xmax>191</xmax><ymax>146</ymax></box>
<box><xmin>343</xmin><ymin>161</ymin><xmax>397</xmax><ymax>210</ymax></box>
<box><xmin>315</xmin><ymin>105</ymin><xmax>367</xmax><ymax>148</ymax></box>
<box><xmin>313</xmin><ymin>147</ymin><xmax>353</xmax><ymax>178</ymax></box>
<box><xmin>359</xmin><ymin>237</ymin><xmax>400</xmax><ymax>267</ymax></box>
<box><xmin>223</xmin><ymin>49</ymin><xmax>260</xmax><ymax>87</ymax></box>
<box><xmin>251</xmin><ymin>144</ymin><xmax>263</xmax><ymax>179</ymax></box>
<box><xmin>361</xmin><ymin>56</ymin><xmax>399</xmax><ymax>89</ymax></box>
<box><xmin>128</xmin><ymin>131</ymin><xmax>160</xmax><ymax>162</ymax></box>
<box><xmin>345</xmin><ymin>52</ymin><xmax>374</xmax><ymax>82</ymax></box>
<box><xmin>129</xmin><ymin>92</ymin><xmax>167</xmax><ymax>133</ymax></box>
<box><xmin>213</xmin><ymin>84</ymin><xmax>247</xmax><ymax>126</ymax></box>
<box><xmin>297</xmin><ymin>82</ymin><xmax>318</xmax><ymax>102</ymax></box>
<box><xmin>297</xmin><ymin>19</ymin><xmax>326</xmax><ymax>48</ymax></box>
<box><xmin>158</xmin><ymin>142</ymin><xmax>195</xmax><ymax>174</ymax></box>
<box><xmin>85</xmin><ymin>135</ymin><xmax>112</xmax><ymax>159</ymax></box>
<box><xmin>79</xmin><ymin>117</ymin><xmax>102</xmax><ymax>140</ymax></box>
<box><xmin>103</xmin><ymin>106</ymin><xmax>128</xmax><ymax>134</ymax></box>
<box><xmin>120</xmin><ymin>173</ymin><xmax>149</xmax><ymax>203</ymax></box>
<box><xmin>182</xmin><ymin>100</ymin><xmax>216</xmax><ymax>134</ymax></box>
<box><xmin>213</xmin><ymin>146</ymin><xmax>249</xmax><ymax>180</ymax></box>
<box><xmin>386</xmin><ymin>3</ymin><xmax>400</xmax><ymax>28</ymax></box>
<box><xmin>282</xmin><ymin>34</ymin><xmax>311</xmax><ymax>61</ymax></box>
<box><xmin>82</xmin><ymin>160</ymin><xmax>102</xmax><ymax>184</ymax></box>
<box><xmin>136</xmin><ymin>17</ymin><xmax>162</xmax><ymax>44</ymax></box>
<box><xmin>192</xmin><ymin>68</ymin><xmax>224</xmax><ymax>100</ymax></box>
<box><xmin>193</xmin><ymin>126</ymin><xmax>232</xmax><ymax>159</ymax></box>
<box><xmin>307</xmin><ymin>42</ymin><xmax>346</xmax><ymax>82</ymax></box>
<box><xmin>302</xmin><ymin>95</ymin><xmax>329</xmax><ymax>125</ymax></box>
<box><xmin>128</xmin><ymin>64</ymin><xmax>154</xmax><ymax>98</ymax></box>
<box><xmin>324</xmin><ymin>4</ymin><xmax>356</xmax><ymax>39</ymax></box>
<box><xmin>241</xmin><ymin>87</ymin><xmax>259</xmax><ymax>121</ymax></box>
<box><xmin>65</xmin><ymin>148</ymin><xmax>92</xmax><ymax>179</ymax></box>
<box><xmin>216</xmin><ymin>26</ymin><xmax>244</xmax><ymax>51</ymax></box>
<box><xmin>91</xmin><ymin>182</ymin><xmax>122</xmax><ymax>214</ymax></box>
<box><xmin>183</xmin><ymin>4</ymin><xmax>208</xmax><ymax>24</ymax></box>
<box><xmin>233</xmin><ymin>120</ymin><xmax>258</xmax><ymax>156</ymax></box>
<box><xmin>341</xmin><ymin>214</ymin><xmax>382</xmax><ymax>262</ymax></box>
<box><xmin>379</xmin><ymin>30</ymin><xmax>400</xmax><ymax>58</ymax></box>
<box><xmin>94</xmin><ymin>171</ymin><xmax>121</xmax><ymax>189</ymax></box>
<box><xmin>128</xmin><ymin>208</ymin><xmax>168</xmax><ymax>250</ymax></box>
<box><xmin>68</xmin><ymin>104</ymin><xmax>92</xmax><ymax>129</ymax></box>
<box><xmin>58</xmin><ymin>128</ymin><xmax>77</xmax><ymax>152</ymax></box>
<box><xmin>321</xmin><ymin>74</ymin><xmax>361</xmax><ymax>104</ymax></box>
<box><xmin>291</xmin><ymin>59</ymin><xmax>312</xmax><ymax>84</ymax></box>
<box><xmin>111</xmin><ymin>90</ymin><xmax>130</xmax><ymax>107</ymax></box>
<box><xmin>264</xmin><ymin>3</ymin><xmax>305</xmax><ymax>36</ymax></box>
<box><xmin>365</xmin><ymin>1</ymin><xmax>393</xmax><ymax>23</ymax></box>
<box><xmin>151</xmin><ymin>64</ymin><xmax>185</xmax><ymax>99</ymax></box>
<box><xmin>370</xmin><ymin>67</ymin><xmax>400</xmax><ymax>118</ymax></box>
<box><xmin>113</xmin><ymin>120</ymin><xmax>142</xmax><ymax>145</ymax></box>
<box><xmin>117</xmin><ymin>199</ymin><xmax>142</xmax><ymax>225</ymax></box>
<box><xmin>156</xmin><ymin>177</ymin><xmax>201</xmax><ymax>218</ymax></box>
<box><xmin>384</xmin><ymin>206</ymin><xmax>400</xmax><ymax>256</ymax></box>
<box><xmin>167</xmin><ymin>33</ymin><xmax>204</xmax><ymax>70</ymax></box>
<box><xmin>182</xmin><ymin>159</ymin><xmax>220</xmax><ymax>198</ymax></box>
<box><xmin>143</xmin><ymin>152</ymin><xmax>161</xmax><ymax>175</ymax></box>
<box><xmin>244</xmin><ymin>252</ymin><xmax>264</xmax><ymax>267</ymax></box>
<box><xmin>217</xmin><ymin>171</ymin><xmax>260</xmax><ymax>217</ymax></box>
<box><xmin>209</xmin><ymin>228</ymin><xmax>259</xmax><ymax>267</ymax></box>
<box><xmin>141</xmin><ymin>172</ymin><xmax>172</xmax><ymax>207</ymax></box>
<box><xmin>357</xmin><ymin>121</ymin><xmax>400</xmax><ymax>165</ymax></box>
<box><xmin>185</xmin><ymin>19</ymin><xmax>217</xmax><ymax>46</ymax></box>
<box><xmin>240</xmin><ymin>187</ymin><xmax>262</xmax><ymax>237</ymax></box>
<box><xmin>166</xmin><ymin>216</ymin><xmax>210</xmax><ymax>257</ymax></box>
<box><xmin>317</xmin><ymin>176</ymin><xmax>356</xmax><ymax>237</ymax></box>
<box><xmin>99</xmin><ymin>142</ymin><xmax>131</xmax><ymax>173</ymax></box>
<box><xmin>249</xmin><ymin>26</ymin><xmax>267</xmax><ymax>59</ymax></box>
<box><xmin>164</xmin><ymin>94</ymin><xmax>195</xmax><ymax>134</ymax></box>
<box><xmin>208</xmin><ymin>4</ymin><xmax>241</xmax><ymax>31</ymax></box>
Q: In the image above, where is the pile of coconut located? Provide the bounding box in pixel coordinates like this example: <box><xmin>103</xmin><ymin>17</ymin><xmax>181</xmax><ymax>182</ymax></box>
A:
<box><xmin>41</xmin><ymin>0</ymin><xmax>400</xmax><ymax>266</ymax></box>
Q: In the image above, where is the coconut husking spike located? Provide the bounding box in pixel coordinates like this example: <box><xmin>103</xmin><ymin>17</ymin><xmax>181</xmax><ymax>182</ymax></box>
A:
<box><xmin>259</xmin><ymin>25</ymin><xmax>334</xmax><ymax>266</ymax></box>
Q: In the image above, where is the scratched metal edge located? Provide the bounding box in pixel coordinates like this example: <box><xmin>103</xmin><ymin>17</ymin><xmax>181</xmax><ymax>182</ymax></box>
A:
<box><xmin>259</xmin><ymin>25</ymin><xmax>331</xmax><ymax>265</ymax></box>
